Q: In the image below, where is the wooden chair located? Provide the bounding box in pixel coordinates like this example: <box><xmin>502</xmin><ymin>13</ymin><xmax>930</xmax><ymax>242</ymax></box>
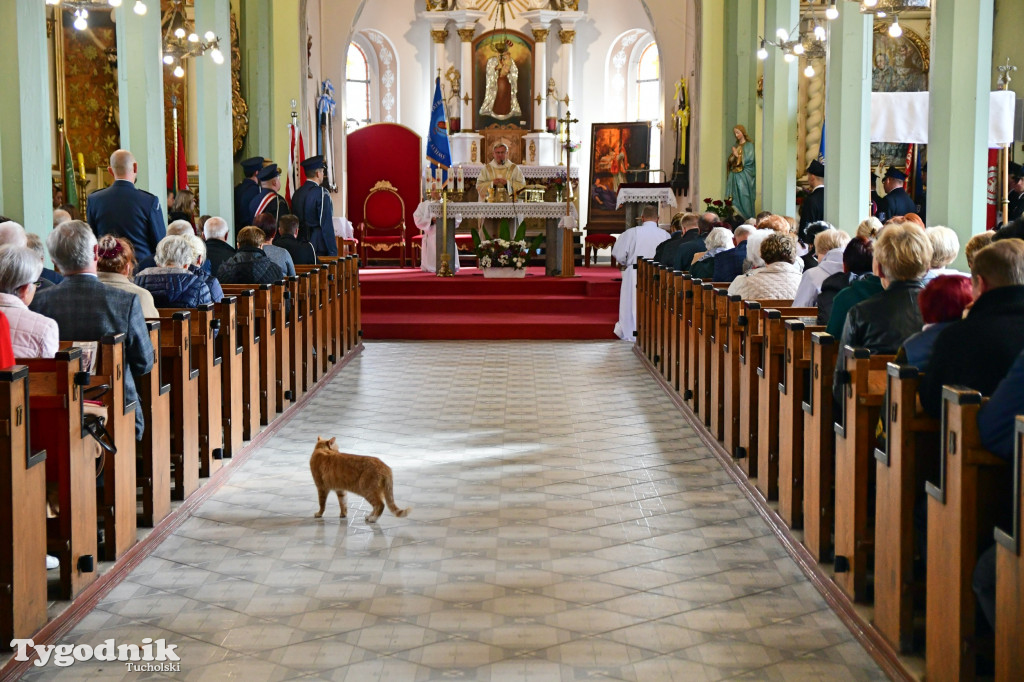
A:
<box><xmin>803</xmin><ymin>332</ymin><xmax>838</xmax><ymax>562</ymax></box>
<box><xmin>214</xmin><ymin>296</ymin><xmax>245</xmax><ymax>459</ymax></box>
<box><xmin>873</xmin><ymin>363</ymin><xmax>939</xmax><ymax>653</ymax></box>
<box><xmin>925</xmin><ymin>387</ymin><xmax>1010</xmax><ymax>682</ymax></box>
<box><xmin>995</xmin><ymin>416</ymin><xmax>1024</xmax><ymax>682</ymax></box>
<box><xmin>358</xmin><ymin>180</ymin><xmax>407</xmax><ymax>267</ymax></box>
<box><xmin>0</xmin><ymin>365</ymin><xmax>48</xmax><ymax>643</ymax></box>
<box><xmin>136</xmin><ymin>321</ymin><xmax>170</xmax><ymax>528</ymax></box>
<box><xmin>153</xmin><ymin>313</ymin><xmax>199</xmax><ymax>502</ymax></box>
<box><xmin>708</xmin><ymin>288</ymin><xmax>733</xmax><ymax>442</ymax></box>
<box><xmin>218</xmin><ymin>288</ymin><xmax>261</xmax><ymax>438</ymax></box>
<box><xmin>833</xmin><ymin>347</ymin><xmax>894</xmax><ymax>602</ymax></box>
<box><xmin>778</xmin><ymin>320</ymin><xmax>824</xmax><ymax>529</ymax></box>
<box><xmin>21</xmin><ymin>349</ymin><xmax>97</xmax><ymax>599</ymax></box>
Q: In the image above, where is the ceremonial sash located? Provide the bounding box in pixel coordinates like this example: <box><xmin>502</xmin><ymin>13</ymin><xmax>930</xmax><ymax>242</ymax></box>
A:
<box><xmin>254</xmin><ymin>192</ymin><xmax>277</xmax><ymax>217</ymax></box>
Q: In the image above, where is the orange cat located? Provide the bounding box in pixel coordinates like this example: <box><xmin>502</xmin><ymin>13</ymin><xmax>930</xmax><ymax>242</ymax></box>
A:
<box><xmin>310</xmin><ymin>437</ymin><xmax>410</xmax><ymax>523</ymax></box>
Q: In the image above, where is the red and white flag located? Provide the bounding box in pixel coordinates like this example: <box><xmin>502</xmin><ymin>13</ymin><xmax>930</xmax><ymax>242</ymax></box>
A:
<box><xmin>285</xmin><ymin>123</ymin><xmax>307</xmax><ymax>203</ymax></box>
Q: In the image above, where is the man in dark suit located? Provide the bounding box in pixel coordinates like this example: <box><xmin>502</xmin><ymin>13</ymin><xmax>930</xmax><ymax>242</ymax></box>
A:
<box><xmin>234</xmin><ymin>156</ymin><xmax>264</xmax><ymax>232</ymax></box>
<box><xmin>877</xmin><ymin>167</ymin><xmax>916</xmax><ymax>223</ymax></box>
<box><xmin>30</xmin><ymin>221</ymin><xmax>154</xmax><ymax>440</ymax></box>
<box><xmin>291</xmin><ymin>155</ymin><xmax>338</xmax><ymax>256</ymax></box>
<box><xmin>669</xmin><ymin>213</ymin><xmax>707</xmax><ymax>273</ymax></box>
<box><xmin>798</xmin><ymin>160</ymin><xmax>825</xmax><ymax>242</ymax></box>
<box><xmin>652</xmin><ymin>212</ymin><xmax>685</xmax><ymax>265</ymax></box>
<box><xmin>249</xmin><ymin>164</ymin><xmax>289</xmax><ymax>229</ymax></box>
<box><xmin>273</xmin><ymin>214</ymin><xmax>317</xmax><ymax>265</ymax></box>
<box><xmin>712</xmin><ymin>223</ymin><xmax>754</xmax><ymax>282</ymax></box>
<box><xmin>86</xmin><ymin>149</ymin><xmax>166</xmax><ymax>264</ymax></box>
<box><xmin>202</xmin><ymin>216</ymin><xmax>237</xmax><ymax>275</ymax></box>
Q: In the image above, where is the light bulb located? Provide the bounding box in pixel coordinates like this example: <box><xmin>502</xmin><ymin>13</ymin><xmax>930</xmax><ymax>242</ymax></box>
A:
<box><xmin>804</xmin><ymin>64</ymin><xmax>816</xmax><ymax>78</ymax></box>
<box><xmin>825</xmin><ymin>2</ymin><xmax>839</xmax><ymax>20</ymax></box>
<box><xmin>174</xmin><ymin>27</ymin><xmax>185</xmax><ymax>38</ymax></box>
<box><xmin>888</xmin><ymin>18</ymin><xmax>902</xmax><ymax>38</ymax></box>
<box><xmin>108</xmin><ymin>0</ymin><xmax>122</xmax><ymax>7</ymax></box>
<box><xmin>73</xmin><ymin>13</ymin><xmax>87</xmax><ymax>30</ymax></box>
<box><xmin>210</xmin><ymin>48</ymin><xmax>225</xmax><ymax>65</ymax></box>
<box><xmin>776</xmin><ymin>28</ymin><xmax>789</xmax><ymax>42</ymax></box>
<box><xmin>188</xmin><ymin>33</ymin><xmax>199</xmax><ymax>43</ymax></box>
<box><xmin>173</xmin><ymin>65</ymin><xmax>185</xmax><ymax>78</ymax></box>
<box><xmin>814</xmin><ymin>26</ymin><xmax>826</xmax><ymax>41</ymax></box>
<box><xmin>876</xmin><ymin>10</ymin><xmax>887</xmax><ymax>18</ymax></box>
<box><xmin>163</xmin><ymin>54</ymin><xmax>174</xmax><ymax>65</ymax></box>
<box><xmin>204</xmin><ymin>31</ymin><xmax>216</xmax><ymax>42</ymax></box>
<box><xmin>757</xmin><ymin>46</ymin><xmax>769</xmax><ymax>61</ymax></box>
<box><xmin>783</xmin><ymin>52</ymin><xmax>796</xmax><ymax>63</ymax></box>
<box><xmin>792</xmin><ymin>43</ymin><xmax>805</xmax><ymax>55</ymax></box>
<box><xmin>46</xmin><ymin>0</ymin><xmax>60</xmax><ymax>6</ymax></box>
<box><xmin>864</xmin><ymin>0</ymin><xmax>878</xmax><ymax>6</ymax></box>
<box><xmin>133</xmin><ymin>1</ymin><xmax>147</xmax><ymax>15</ymax></box>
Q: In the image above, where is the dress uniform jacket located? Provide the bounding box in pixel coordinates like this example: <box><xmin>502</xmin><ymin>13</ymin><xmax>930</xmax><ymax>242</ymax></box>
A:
<box><xmin>798</xmin><ymin>186</ymin><xmax>825</xmax><ymax>241</ymax></box>
<box><xmin>291</xmin><ymin>180</ymin><xmax>338</xmax><ymax>257</ymax></box>
<box><xmin>234</xmin><ymin>178</ymin><xmax>261</xmax><ymax>231</ymax></box>
<box><xmin>878</xmin><ymin>187</ymin><xmax>917</xmax><ymax>222</ymax></box>
<box><xmin>86</xmin><ymin>180</ymin><xmax>166</xmax><ymax>264</ymax></box>
<box><xmin>249</xmin><ymin>189</ymin><xmax>289</xmax><ymax>227</ymax></box>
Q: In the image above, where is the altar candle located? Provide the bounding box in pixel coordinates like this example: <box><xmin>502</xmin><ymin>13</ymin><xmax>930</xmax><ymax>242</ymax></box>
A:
<box><xmin>457</xmin><ymin>165</ymin><xmax>464</xmax><ymax>192</ymax></box>
<box><xmin>77</xmin><ymin>153</ymin><xmax>86</xmax><ymax>180</ymax></box>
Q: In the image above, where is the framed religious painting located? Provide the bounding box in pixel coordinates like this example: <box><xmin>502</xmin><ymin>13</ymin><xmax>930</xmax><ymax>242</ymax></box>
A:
<box><xmin>586</xmin><ymin>122</ymin><xmax>652</xmax><ymax>235</ymax></box>
<box><xmin>472</xmin><ymin>29</ymin><xmax>534</xmax><ymax>131</ymax></box>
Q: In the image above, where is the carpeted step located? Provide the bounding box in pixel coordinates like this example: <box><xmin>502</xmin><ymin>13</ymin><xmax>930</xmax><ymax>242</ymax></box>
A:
<box><xmin>361</xmin><ymin>294</ymin><xmax>617</xmax><ymax>315</ymax></box>
<box><xmin>362</xmin><ymin>311</ymin><xmax>619</xmax><ymax>340</ymax></box>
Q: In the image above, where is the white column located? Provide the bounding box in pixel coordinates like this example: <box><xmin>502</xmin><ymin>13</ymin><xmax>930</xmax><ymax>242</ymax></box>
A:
<box><xmin>530</xmin><ymin>26</ymin><xmax>550</xmax><ymax>132</ymax></box>
<box><xmin>556</xmin><ymin>23</ymin><xmax>577</xmax><ymax>118</ymax></box>
<box><xmin>430</xmin><ymin>25</ymin><xmax>449</xmax><ymax>83</ymax></box>
<box><xmin>457</xmin><ymin>26</ymin><xmax>476</xmax><ymax>128</ymax></box>
<box><xmin>116</xmin><ymin>1</ymin><xmax>168</xmax><ymax>215</ymax></box>
<box><xmin>195</xmin><ymin>0</ymin><xmax>234</xmax><ymax>223</ymax></box>
<box><xmin>0</xmin><ymin>0</ymin><xmax>51</xmax><ymax>235</ymax></box>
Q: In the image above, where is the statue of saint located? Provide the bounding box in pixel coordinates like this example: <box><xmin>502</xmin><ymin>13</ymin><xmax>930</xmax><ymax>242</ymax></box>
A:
<box><xmin>725</xmin><ymin>125</ymin><xmax>755</xmax><ymax>219</ymax></box>
<box><xmin>479</xmin><ymin>50</ymin><xmax>521</xmax><ymax>121</ymax></box>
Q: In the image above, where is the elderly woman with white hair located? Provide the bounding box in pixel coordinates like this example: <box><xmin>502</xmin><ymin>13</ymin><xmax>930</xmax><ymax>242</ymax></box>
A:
<box><xmin>921</xmin><ymin>225</ymin><xmax>962</xmax><ymax>284</ymax></box>
<box><xmin>689</xmin><ymin>227</ymin><xmax>735</xmax><ymax>280</ymax></box>
<box><xmin>185</xmin><ymin>234</ymin><xmax>224</xmax><ymax>302</ymax></box>
<box><xmin>0</xmin><ymin>245</ymin><xmax>59</xmax><ymax>357</ymax></box>
<box><xmin>134</xmin><ymin>235</ymin><xmax>213</xmax><ymax>308</ymax></box>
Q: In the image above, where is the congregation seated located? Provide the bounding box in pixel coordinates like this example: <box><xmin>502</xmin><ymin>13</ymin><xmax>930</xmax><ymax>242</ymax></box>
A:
<box><xmin>793</xmin><ymin>226</ymin><xmax>851</xmax><ymax>307</ymax></box>
<box><xmin>727</xmin><ymin>231</ymin><xmax>802</xmax><ymax>300</ymax></box>
<box><xmin>833</xmin><ymin>220</ymin><xmax>930</xmax><ymax>403</ymax></box>
<box><xmin>135</xmin><ymin>235</ymin><xmax>214</xmax><ymax>308</ymax></box>
<box><xmin>136</xmin><ymin>219</ymin><xmax>203</xmax><ymax>273</ymax></box>
<box><xmin>26</xmin><ymin>232</ymin><xmax>61</xmax><ymax>286</ymax></box>
<box><xmin>826</xmin><ymin>238</ymin><xmax>885</xmax><ymax>337</ymax></box>
<box><xmin>899</xmin><ymin>274</ymin><xmax>972</xmax><ymax>371</ymax></box>
<box><xmin>203</xmin><ymin>216</ymin><xmax>237</xmax><ymax>275</ymax></box>
<box><xmin>185</xmin><ymin>235</ymin><xmax>224</xmax><ymax>303</ymax></box>
<box><xmin>273</xmin><ymin>214</ymin><xmax>317</xmax><ymax>266</ymax></box>
<box><xmin>712</xmin><ymin>223</ymin><xmax>753</xmax><ymax>282</ymax></box>
<box><xmin>95</xmin><ymin>235</ymin><xmax>159</xmax><ymax>318</ymax></box>
<box><xmin>253</xmin><ymin>212</ymin><xmax>296</xmax><ymax>276</ymax></box>
<box><xmin>29</xmin><ymin>220</ymin><xmax>153</xmax><ymax>439</ymax></box>
<box><xmin>921</xmin><ymin>226</ymin><xmax>961</xmax><ymax>284</ymax></box>
<box><xmin>798</xmin><ymin>220</ymin><xmax>834</xmax><ymax>272</ymax></box>
<box><xmin>0</xmin><ymin>220</ymin><xmax>27</xmax><ymax>249</ymax></box>
<box><xmin>856</xmin><ymin>215</ymin><xmax>881</xmax><ymax>240</ymax></box>
<box><xmin>689</xmin><ymin>226</ymin><xmax>734</xmax><ymax>280</ymax></box>
<box><xmin>217</xmin><ymin>226</ymin><xmax>285</xmax><ymax>285</ymax></box>
<box><xmin>817</xmin><ymin>235</ymin><xmax>875</xmax><ymax>326</ymax></box>
<box><xmin>919</xmin><ymin>238</ymin><xmax>1024</xmax><ymax>417</ymax></box>
<box><xmin>964</xmin><ymin>230</ymin><xmax>994</xmax><ymax>269</ymax></box>
<box><xmin>671</xmin><ymin>212</ymin><xmax>713</xmax><ymax>272</ymax></box>
<box><xmin>0</xmin><ymin>245</ymin><xmax>58</xmax><ymax>358</ymax></box>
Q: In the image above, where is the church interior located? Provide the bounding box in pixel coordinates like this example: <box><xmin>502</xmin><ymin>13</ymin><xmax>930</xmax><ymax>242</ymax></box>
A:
<box><xmin>1</xmin><ymin>0</ymin><xmax>1024</xmax><ymax>680</ymax></box>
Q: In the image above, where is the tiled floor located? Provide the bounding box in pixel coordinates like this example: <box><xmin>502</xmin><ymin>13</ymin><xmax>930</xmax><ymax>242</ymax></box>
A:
<box><xmin>19</xmin><ymin>341</ymin><xmax>887</xmax><ymax>681</ymax></box>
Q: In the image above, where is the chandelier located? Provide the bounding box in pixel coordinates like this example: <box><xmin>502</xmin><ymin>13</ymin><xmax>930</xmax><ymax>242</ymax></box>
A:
<box><xmin>488</xmin><ymin>0</ymin><xmax>513</xmax><ymax>54</ymax></box>
<box><xmin>758</xmin><ymin>1</ymin><xmax>836</xmax><ymax>79</ymax></box>
<box><xmin>859</xmin><ymin>0</ymin><xmax>931</xmax><ymax>38</ymax></box>
<box><xmin>45</xmin><ymin>0</ymin><xmax>148</xmax><ymax>31</ymax></box>
<box><xmin>161</xmin><ymin>0</ymin><xmax>224</xmax><ymax>79</ymax></box>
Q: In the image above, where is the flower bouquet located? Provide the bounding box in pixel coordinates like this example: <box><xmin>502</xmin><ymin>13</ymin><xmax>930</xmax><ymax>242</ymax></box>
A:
<box><xmin>702</xmin><ymin>197</ymin><xmax>735</xmax><ymax>220</ymax></box>
<box><xmin>473</xmin><ymin>219</ymin><xmax>545</xmax><ymax>277</ymax></box>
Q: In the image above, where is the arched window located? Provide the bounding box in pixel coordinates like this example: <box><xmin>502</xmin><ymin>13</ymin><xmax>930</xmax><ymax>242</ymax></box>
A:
<box><xmin>345</xmin><ymin>43</ymin><xmax>371</xmax><ymax>131</ymax></box>
<box><xmin>635</xmin><ymin>43</ymin><xmax>660</xmax><ymax>122</ymax></box>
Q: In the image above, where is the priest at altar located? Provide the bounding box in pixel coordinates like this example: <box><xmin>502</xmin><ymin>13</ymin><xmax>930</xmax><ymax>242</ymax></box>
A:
<box><xmin>611</xmin><ymin>204</ymin><xmax>669</xmax><ymax>341</ymax></box>
<box><xmin>476</xmin><ymin>142</ymin><xmax>526</xmax><ymax>199</ymax></box>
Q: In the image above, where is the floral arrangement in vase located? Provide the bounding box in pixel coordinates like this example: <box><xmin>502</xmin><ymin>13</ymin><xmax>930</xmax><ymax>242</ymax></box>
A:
<box><xmin>472</xmin><ymin>219</ymin><xmax>545</xmax><ymax>273</ymax></box>
<box><xmin>702</xmin><ymin>196</ymin><xmax>735</xmax><ymax>220</ymax></box>
<box><xmin>548</xmin><ymin>171</ymin><xmax>568</xmax><ymax>201</ymax></box>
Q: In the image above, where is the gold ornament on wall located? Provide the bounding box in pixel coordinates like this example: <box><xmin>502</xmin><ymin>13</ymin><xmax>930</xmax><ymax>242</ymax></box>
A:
<box><xmin>231</xmin><ymin>13</ymin><xmax>248</xmax><ymax>155</ymax></box>
<box><xmin>471</xmin><ymin>141</ymin><xmax>478</xmax><ymax>163</ymax></box>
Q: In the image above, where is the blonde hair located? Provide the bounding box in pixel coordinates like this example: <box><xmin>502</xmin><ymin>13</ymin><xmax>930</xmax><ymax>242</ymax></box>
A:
<box><xmin>856</xmin><ymin>217</ymin><xmax>882</xmax><ymax>240</ymax></box>
<box><xmin>757</xmin><ymin>214</ymin><xmax>790</xmax><ymax>233</ymax></box>
<box><xmin>237</xmin><ymin>226</ymin><xmax>266</xmax><ymax>250</ymax></box>
<box><xmin>972</xmin><ymin>239</ymin><xmax>1024</xmax><ymax>288</ymax></box>
<box><xmin>964</xmin><ymin>231</ymin><xmax>995</xmax><ymax>269</ymax></box>
<box><xmin>815</xmin><ymin>229</ymin><xmax>851</xmax><ymax>256</ymax></box>
<box><xmin>926</xmin><ymin>226</ymin><xmax>960</xmax><ymax>269</ymax></box>
<box><xmin>760</xmin><ymin>233</ymin><xmax>798</xmax><ymax>265</ymax></box>
<box><xmin>874</xmin><ymin>221</ymin><xmax>932</xmax><ymax>281</ymax></box>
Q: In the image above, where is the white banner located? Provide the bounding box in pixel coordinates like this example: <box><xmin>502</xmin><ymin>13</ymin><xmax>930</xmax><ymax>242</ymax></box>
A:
<box><xmin>870</xmin><ymin>91</ymin><xmax>1016</xmax><ymax>147</ymax></box>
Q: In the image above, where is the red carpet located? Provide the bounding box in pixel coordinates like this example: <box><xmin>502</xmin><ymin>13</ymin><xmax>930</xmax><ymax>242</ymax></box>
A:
<box><xmin>361</xmin><ymin>267</ymin><xmax>621</xmax><ymax>340</ymax></box>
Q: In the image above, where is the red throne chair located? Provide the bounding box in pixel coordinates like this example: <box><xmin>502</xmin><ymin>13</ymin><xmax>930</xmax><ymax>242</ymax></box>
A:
<box><xmin>358</xmin><ymin>181</ymin><xmax>407</xmax><ymax>267</ymax></box>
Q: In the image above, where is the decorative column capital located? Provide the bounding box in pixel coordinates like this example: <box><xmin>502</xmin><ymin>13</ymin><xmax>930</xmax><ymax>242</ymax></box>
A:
<box><xmin>457</xmin><ymin>27</ymin><xmax>475</xmax><ymax>42</ymax></box>
<box><xmin>558</xmin><ymin>29</ymin><xmax>575</xmax><ymax>45</ymax></box>
<box><xmin>431</xmin><ymin>29</ymin><xmax>449</xmax><ymax>44</ymax></box>
<box><xmin>532</xmin><ymin>28</ymin><xmax>549</xmax><ymax>43</ymax></box>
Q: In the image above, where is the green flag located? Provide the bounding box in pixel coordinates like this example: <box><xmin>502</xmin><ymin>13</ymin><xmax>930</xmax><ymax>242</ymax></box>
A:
<box><xmin>63</xmin><ymin>137</ymin><xmax>78</xmax><ymax>209</ymax></box>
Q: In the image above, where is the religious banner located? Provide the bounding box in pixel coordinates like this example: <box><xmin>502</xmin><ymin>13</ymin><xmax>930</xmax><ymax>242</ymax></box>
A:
<box><xmin>586</xmin><ymin>122</ymin><xmax>651</xmax><ymax>235</ymax></box>
<box><xmin>472</xmin><ymin>29</ymin><xmax>534</xmax><ymax>131</ymax></box>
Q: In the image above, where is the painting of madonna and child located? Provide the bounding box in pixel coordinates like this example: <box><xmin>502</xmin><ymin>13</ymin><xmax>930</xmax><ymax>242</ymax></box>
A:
<box><xmin>587</xmin><ymin>122</ymin><xmax>652</xmax><ymax>235</ymax></box>
<box><xmin>473</xmin><ymin>30</ymin><xmax>534</xmax><ymax>131</ymax></box>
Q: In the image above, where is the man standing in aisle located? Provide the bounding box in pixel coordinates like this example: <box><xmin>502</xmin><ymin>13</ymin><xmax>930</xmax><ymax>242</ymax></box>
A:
<box><xmin>234</xmin><ymin>156</ymin><xmax>264</xmax><ymax>231</ymax></box>
<box><xmin>611</xmin><ymin>204</ymin><xmax>670</xmax><ymax>341</ymax></box>
<box><xmin>877</xmin><ymin>167</ymin><xmax>916</xmax><ymax>222</ymax></box>
<box><xmin>476</xmin><ymin>142</ymin><xmax>526</xmax><ymax>200</ymax></box>
<box><xmin>798</xmin><ymin>160</ymin><xmax>825</xmax><ymax>241</ymax></box>
<box><xmin>291</xmin><ymin>155</ymin><xmax>337</xmax><ymax>257</ymax></box>
<box><xmin>87</xmin><ymin>149</ymin><xmax>166</xmax><ymax>265</ymax></box>
<box><xmin>249</xmin><ymin>163</ymin><xmax>289</xmax><ymax>229</ymax></box>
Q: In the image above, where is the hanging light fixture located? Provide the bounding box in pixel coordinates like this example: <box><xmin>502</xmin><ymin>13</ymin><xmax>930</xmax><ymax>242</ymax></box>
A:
<box><xmin>859</xmin><ymin>0</ymin><xmax>929</xmax><ymax>36</ymax></box>
<box><xmin>45</xmin><ymin>0</ymin><xmax>147</xmax><ymax>30</ymax></box>
<box><xmin>160</xmin><ymin>0</ymin><xmax>224</xmax><ymax>78</ymax></box>
<box><xmin>757</xmin><ymin>2</ymin><xmax>828</xmax><ymax>77</ymax></box>
<box><xmin>825</xmin><ymin>1</ymin><xmax>839</xmax><ymax>20</ymax></box>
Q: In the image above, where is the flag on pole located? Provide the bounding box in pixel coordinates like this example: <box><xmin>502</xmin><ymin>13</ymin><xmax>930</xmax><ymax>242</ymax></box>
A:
<box><xmin>62</xmin><ymin>135</ymin><xmax>79</xmax><ymax>209</ymax></box>
<box><xmin>285</xmin><ymin>123</ymin><xmax>307</xmax><ymax>203</ymax></box>
<box><xmin>817</xmin><ymin>123</ymin><xmax>826</xmax><ymax>164</ymax></box>
<box><xmin>166</xmin><ymin>127</ymin><xmax>188</xmax><ymax>193</ymax></box>
<box><xmin>426</xmin><ymin>76</ymin><xmax>452</xmax><ymax>184</ymax></box>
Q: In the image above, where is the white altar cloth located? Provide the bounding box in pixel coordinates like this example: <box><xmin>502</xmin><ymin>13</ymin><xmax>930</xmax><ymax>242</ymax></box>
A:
<box><xmin>456</xmin><ymin>165</ymin><xmax>579</xmax><ymax>180</ymax></box>
<box><xmin>426</xmin><ymin>201</ymin><xmax>579</xmax><ymax>222</ymax></box>
<box><xmin>615</xmin><ymin>187</ymin><xmax>678</xmax><ymax>210</ymax></box>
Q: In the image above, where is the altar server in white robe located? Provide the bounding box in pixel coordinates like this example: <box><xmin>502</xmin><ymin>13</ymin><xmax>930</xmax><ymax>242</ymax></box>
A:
<box><xmin>611</xmin><ymin>204</ymin><xmax>670</xmax><ymax>341</ymax></box>
<box><xmin>413</xmin><ymin>201</ymin><xmax>461</xmax><ymax>273</ymax></box>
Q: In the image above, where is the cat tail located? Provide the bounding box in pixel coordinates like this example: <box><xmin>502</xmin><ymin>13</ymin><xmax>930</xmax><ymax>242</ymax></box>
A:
<box><xmin>384</xmin><ymin>477</ymin><xmax>410</xmax><ymax>518</ymax></box>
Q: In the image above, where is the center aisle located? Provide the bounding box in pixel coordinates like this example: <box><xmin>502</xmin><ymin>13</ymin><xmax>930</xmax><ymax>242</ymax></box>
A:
<box><xmin>23</xmin><ymin>342</ymin><xmax>885</xmax><ymax>681</ymax></box>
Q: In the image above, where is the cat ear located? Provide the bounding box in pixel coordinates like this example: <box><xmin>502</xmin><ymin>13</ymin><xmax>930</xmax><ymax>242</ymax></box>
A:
<box><xmin>329</xmin><ymin>437</ymin><xmax>336</xmax><ymax>446</ymax></box>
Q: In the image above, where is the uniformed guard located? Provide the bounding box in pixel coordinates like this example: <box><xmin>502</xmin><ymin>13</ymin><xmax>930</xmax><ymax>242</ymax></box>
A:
<box><xmin>86</xmin><ymin>149</ymin><xmax>166</xmax><ymax>264</ymax></box>
<box><xmin>877</xmin><ymin>167</ymin><xmax>917</xmax><ymax>223</ymax></box>
<box><xmin>248</xmin><ymin>163</ymin><xmax>289</xmax><ymax>228</ymax></box>
<box><xmin>234</xmin><ymin>156</ymin><xmax>264</xmax><ymax>231</ymax></box>
<box><xmin>798</xmin><ymin>159</ymin><xmax>825</xmax><ymax>242</ymax></box>
<box><xmin>292</xmin><ymin>155</ymin><xmax>338</xmax><ymax>257</ymax></box>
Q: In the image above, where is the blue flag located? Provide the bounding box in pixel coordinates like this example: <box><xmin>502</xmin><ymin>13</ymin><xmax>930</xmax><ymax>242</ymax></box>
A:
<box><xmin>426</xmin><ymin>77</ymin><xmax>452</xmax><ymax>172</ymax></box>
<box><xmin>817</xmin><ymin>122</ymin><xmax>826</xmax><ymax>164</ymax></box>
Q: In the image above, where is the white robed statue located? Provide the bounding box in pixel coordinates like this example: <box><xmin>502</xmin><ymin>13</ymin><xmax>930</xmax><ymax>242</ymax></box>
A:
<box><xmin>479</xmin><ymin>50</ymin><xmax>521</xmax><ymax>121</ymax></box>
<box><xmin>611</xmin><ymin>205</ymin><xmax>669</xmax><ymax>341</ymax></box>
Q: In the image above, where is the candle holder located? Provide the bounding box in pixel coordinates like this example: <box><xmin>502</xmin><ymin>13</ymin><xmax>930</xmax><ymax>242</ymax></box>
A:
<box><xmin>446</xmin><ymin>190</ymin><xmax>465</xmax><ymax>202</ymax></box>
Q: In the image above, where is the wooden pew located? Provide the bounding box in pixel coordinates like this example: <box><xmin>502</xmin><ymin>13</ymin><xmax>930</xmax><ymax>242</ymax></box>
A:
<box><xmin>649</xmin><ymin>263</ymin><xmax>664</xmax><ymax>370</ymax></box>
<box><xmin>137</xmin><ymin>321</ymin><xmax>170</xmax><ymax>528</ymax></box>
<box><xmin>684</xmin><ymin>276</ymin><xmax>703</xmax><ymax>409</ymax></box>
<box><xmin>348</xmin><ymin>255</ymin><xmax>362</xmax><ymax>353</ymax></box>
<box><xmin>272</xmin><ymin>279</ymin><xmax>295</xmax><ymax>410</ymax></box>
<box><xmin>660</xmin><ymin>265</ymin><xmax>675</xmax><ymax>381</ymax></box>
<box><xmin>778</xmin><ymin>320</ymin><xmax>824</xmax><ymax>528</ymax></box>
<box><xmin>833</xmin><ymin>347</ymin><xmax>894</xmax><ymax>602</ymax></box>
<box><xmin>720</xmin><ymin>294</ymin><xmax>745</xmax><ymax>458</ymax></box>
<box><xmin>214</xmin><ymin>296</ymin><xmax>245</xmax><ymax>458</ymax></box>
<box><xmin>21</xmin><ymin>349</ymin><xmax>97</xmax><ymax>599</ymax></box>
<box><xmin>217</xmin><ymin>288</ymin><xmax>261</xmax><ymax>439</ymax></box>
<box><xmin>677</xmin><ymin>274</ymin><xmax>695</xmax><ymax>400</ymax></box>
<box><xmin>803</xmin><ymin>332</ymin><xmax>838</xmax><ymax>562</ymax></box>
<box><xmin>708</xmin><ymin>288</ymin><xmax>733</xmax><ymax>441</ymax></box>
<box><xmin>318</xmin><ymin>256</ymin><xmax>342</xmax><ymax>366</ymax></box>
<box><xmin>161</xmin><ymin>304</ymin><xmax>222</xmax><ymax>478</ymax></box>
<box><xmin>338</xmin><ymin>257</ymin><xmax>351</xmax><ymax>358</ymax></box>
<box><xmin>925</xmin><ymin>387</ymin><xmax>1010</xmax><ymax>682</ymax></box>
<box><xmin>153</xmin><ymin>313</ymin><xmax>200</xmax><ymax>502</ymax></box>
<box><xmin>294</xmin><ymin>266</ymin><xmax>323</xmax><ymax>386</ymax></box>
<box><xmin>698</xmin><ymin>283</ymin><xmax>730</xmax><ymax>434</ymax></box>
<box><xmin>755</xmin><ymin>307</ymin><xmax>816</xmax><ymax>502</ymax></box>
<box><xmin>285</xmin><ymin>275</ymin><xmax>308</xmax><ymax>401</ymax></box>
<box><xmin>669</xmin><ymin>271</ymin><xmax>684</xmax><ymax>392</ymax></box>
<box><xmin>0</xmin><ymin>365</ymin><xmax>48</xmax><ymax>644</ymax></box>
<box><xmin>873</xmin><ymin>363</ymin><xmax>939</xmax><ymax>652</ymax></box>
<box><xmin>995</xmin><ymin>416</ymin><xmax>1024</xmax><ymax>682</ymax></box>
<box><xmin>636</xmin><ymin>259</ymin><xmax>650</xmax><ymax>358</ymax></box>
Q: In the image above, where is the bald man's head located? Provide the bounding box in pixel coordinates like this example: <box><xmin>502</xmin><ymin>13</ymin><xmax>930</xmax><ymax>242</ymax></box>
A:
<box><xmin>109</xmin><ymin>150</ymin><xmax>137</xmax><ymax>181</ymax></box>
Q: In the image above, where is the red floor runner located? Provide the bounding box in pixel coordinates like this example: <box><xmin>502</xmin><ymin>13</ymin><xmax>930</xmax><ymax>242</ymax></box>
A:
<box><xmin>361</xmin><ymin>266</ymin><xmax>622</xmax><ymax>340</ymax></box>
